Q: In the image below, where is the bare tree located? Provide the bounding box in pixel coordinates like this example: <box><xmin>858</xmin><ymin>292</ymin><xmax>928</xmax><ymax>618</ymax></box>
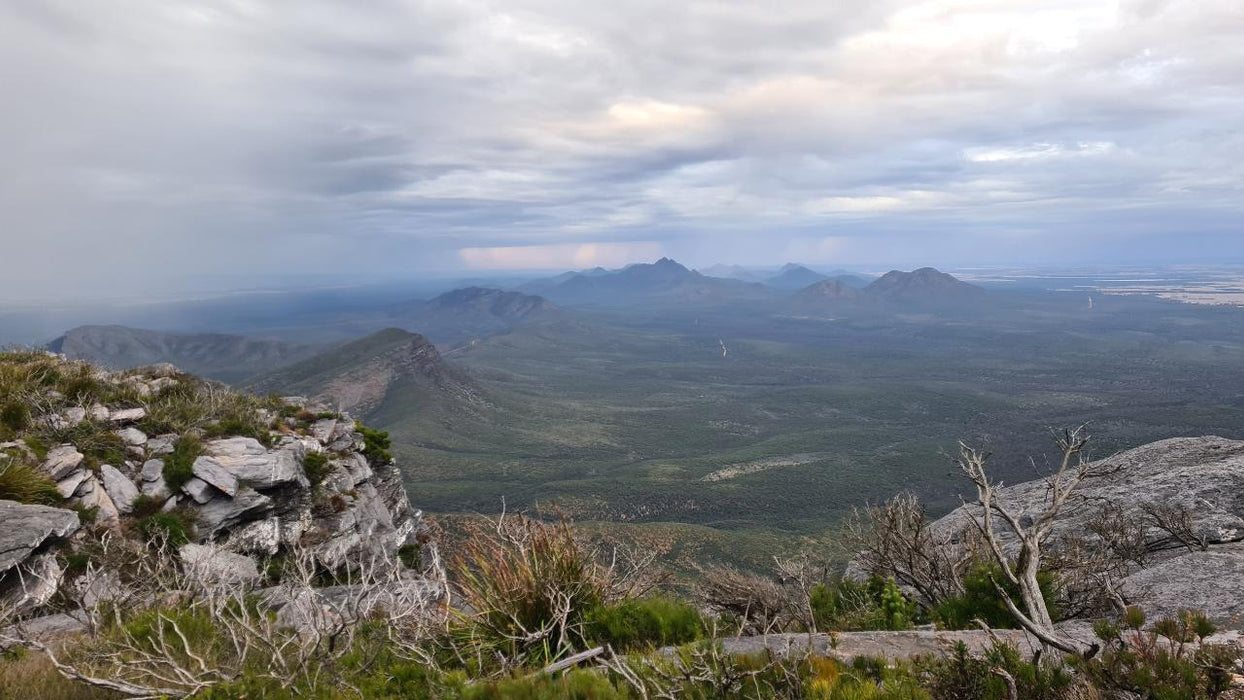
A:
<box><xmin>844</xmin><ymin>492</ymin><xmax>973</xmax><ymax>609</ymax></box>
<box><xmin>956</xmin><ymin>426</ymin><xmax>1100</xmax><ymax>657</ymax></box>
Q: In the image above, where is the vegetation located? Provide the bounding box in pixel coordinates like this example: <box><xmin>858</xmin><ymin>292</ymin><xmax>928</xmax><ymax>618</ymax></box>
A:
<box><xmin>0</xmin><ymin>459</ymin><xmax>60</xmax><ymax>505</ymax></box>
<box><xmin>302</xmin><ymin>451</ymin><xmax>331</xmax><ymax>486</ymax></box>
<box><xmin>932</xmin><ymin>564</ymin><xmax>1059</xmax><ymax>630</ymax></box>
<box><xmin>161</xmin><ymin>435</ymin><xmax>202</xmax><ymax>491</ymax></box>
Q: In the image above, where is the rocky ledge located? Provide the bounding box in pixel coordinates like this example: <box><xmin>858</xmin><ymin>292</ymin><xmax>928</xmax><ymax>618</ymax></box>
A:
<box><xmin>0</xmin><ymin>355</ymin><xmax>432</xmax><ymax>618</ymax></box>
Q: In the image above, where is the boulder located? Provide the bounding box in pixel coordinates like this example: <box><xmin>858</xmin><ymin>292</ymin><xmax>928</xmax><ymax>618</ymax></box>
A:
<box><xmin>0</xmin><ymin>553</ymin><xmax>64</xmax><ymax>615</ymax></box>
<box><xmin>182</xmin><ymin>477</ymin><xmax>218</xmax><ymax>505</ymax></box>
<box><xmin>40</xmin><ymin>445</ymin><xmax>84</xmax><ymax>480</ymax></box>
<box><xmin>114</xmin><ymin>427</ymin><xmax>148</xmax><ymax>446</ymax></box>
<box><xmin>191</xmin><ymin>456</ymin><xmax>239</xmax><ymax>497</ymax></box>
<box><xmin>197</xmin><ymin>488</ymin><xmax>273</xmax><ymax>539</ymax></box>
<box><xmin>928</xmin><ymin>436</ymin><xmax>1244</xmax><ymax>629</ymax></box>
<box><xmin>147</xmin><ymin>435</ymin><xmax>177</xmax><ymax>455</ymax></box>
<box><xmin>56</xmin><ymin>469</ymin><xmax>90</xmax><ymax>499</ymax></box>
<box><xmin>140</xmin><ymin>459</ymin><xmax>170</xmax><ymax>500</ymax></box>
<box><xmin>100</xmin><ymin>464</ymin><xmax>140</xmax><ymax>514</ymax></box>
<box><xmin>179</xmin><ymin>543</ymin><xmax>260</xmax><ymax>586</ymax></box>
<box><xmin>76</xmin><ymin>477</ymin><xmax>120</xmax><ymax>527</ymax></box>
<box><xmin>108</xmin><ymin>407</ymin><xmax>147</xmax><ymax>424</ymax></box>
<box><xmin>0</xmin><ymin>500</ymin><xmax>80</xmax><ymax>573</ymax></box>
<box><xmin>62</xmin><ymin>407</ymin><xmax>86</xmax><ymax>426</ymax></box>
<box><xmin>203</xmin><ymin>437</ymin><xmax>306</xmax><ymax>489</ymax></box>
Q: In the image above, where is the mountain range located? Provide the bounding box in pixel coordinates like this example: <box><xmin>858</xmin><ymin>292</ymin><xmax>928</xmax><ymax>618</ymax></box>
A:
<box><xmin>384</xmin><ymin>287</ymin><xmax>558</xmax><ymax>345</ymax></box>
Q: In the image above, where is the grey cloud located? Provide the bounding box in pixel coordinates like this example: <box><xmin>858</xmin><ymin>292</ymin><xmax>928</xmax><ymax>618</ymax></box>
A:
<box><xmin>1</xmin><ymin>0</ymin><xmax>1242</xmax><ymax>299</ymax></box>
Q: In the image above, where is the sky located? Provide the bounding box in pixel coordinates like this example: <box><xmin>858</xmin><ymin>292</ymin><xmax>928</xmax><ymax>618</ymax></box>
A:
<box><xmin>1</xmin><ymin>0</ymin><xmax>1242</xmax><ymax>298</ymax></box>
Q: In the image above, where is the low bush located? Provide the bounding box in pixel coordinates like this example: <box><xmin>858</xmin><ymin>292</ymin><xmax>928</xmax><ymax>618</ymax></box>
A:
<box><xmin>136</xmin><ymin>510</ymin><xmax>195</xmax><ymax>548</ymax></box>
<box><xmin>932</xmin><ymin>564</ymin><xmax>1059</xmax><ymax>630</ymax></box>
<box><xmin>584</xmin><ymin>596</ymin><xmax>704</xmax><ymax>650</ymax></box>
<box><xmin>162</xmin><ymin>435</ymin><xmax>202</xmax><ymax>491</ymax></box>
<box><xmin>303</xmin><ymin>451</ymin><xmax>331</xmax><ymax>486</ymax></box>
<box><xmin>810</xmin><ymin>576</ymin><xmax>917</xmax><ymax>632</ymax></box>
<box><xmin>357</xmin><ymin>423</ymin><xmax>392</xmax><ymax>466</ymax></box>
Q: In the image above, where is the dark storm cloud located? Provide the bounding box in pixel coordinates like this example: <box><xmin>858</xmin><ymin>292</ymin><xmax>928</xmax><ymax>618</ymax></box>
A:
<box><xmin>1</xmin><ymin>0</ymin><xmax>1242</xmax><ymax>296</ymax></box>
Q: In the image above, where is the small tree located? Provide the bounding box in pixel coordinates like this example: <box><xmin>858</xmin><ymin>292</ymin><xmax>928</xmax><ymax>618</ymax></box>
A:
<box><xmin>956</xmin><ymin>426</ymin><xmax>1100</xmax><ymax>657</ymax></box>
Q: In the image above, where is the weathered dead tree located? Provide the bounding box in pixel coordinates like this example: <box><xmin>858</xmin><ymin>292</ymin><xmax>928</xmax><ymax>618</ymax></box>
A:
<box><xmin>956</xmin><ymin>426</ymin><xmax>1100</xmax><ymax>657</ymax></box>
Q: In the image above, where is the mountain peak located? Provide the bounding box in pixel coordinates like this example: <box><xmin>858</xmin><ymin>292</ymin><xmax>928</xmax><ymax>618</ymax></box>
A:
<box><xmin>864</xmin><ymin>267</ymin><xmax>984</xmax><ymax>303</ymax></box>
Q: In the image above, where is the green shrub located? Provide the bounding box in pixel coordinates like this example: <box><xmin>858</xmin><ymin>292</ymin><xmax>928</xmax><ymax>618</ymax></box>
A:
<box><xmin>303</xmin><ymin>451</ymin><xmax>331</xmax><ymax>486</ymax></box>
<box><xmin>0</xmin><ymin>400</ymin><xmax>30</xmax><ymax>434</ymax></box>
<box><xmin>932</xmin><ymin>564</ymin><xmax>1058</xmax><ymax>630</ymax></box>
<box><xmin>811</xmin><ymin>576</ymin><xmax>917</xmax><ymax>632</ymax></box>
<box><xmin>0</xmin><ymin>460</ymin><xmax>61</xmax><ymax>505</ymax></box>
<box><xmin>136</xmin><ymin>511</ymin><xmax>195</xmax><ymax>548</ymax></box>
<box><xmin>163</xmin><ymin>435</ymin><xmax>202</xmax><ymax>491</ymax></box>
<box><xmin>357</xmin><ymin>423</ymin><xmax>392</xmax><ymax>466</ymax></box>
<box><xmin>398</xmin><ymin>544</ymin><xmax>421</xmax><ymax>570</ymax></box>
<box><xmin>584</xmin><ymin>596</ymin><xmax>704</xmax><ymax>650</ymax></box>
<box><xmin>129</xmin><ymin>494</ymin><xmax>164</xmax><ymax>519</ymax></box>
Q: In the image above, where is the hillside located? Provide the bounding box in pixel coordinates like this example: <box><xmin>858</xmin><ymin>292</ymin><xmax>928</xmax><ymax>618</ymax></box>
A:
<box><xmin>48</xmin><ymin>325</ymin><xmax>324</xmax><ymax>383</ymax></box>
<box><xmin>794</xmin><ymin>278</ymin><xmax>860</xmax><ymax>301</ymax></box>
<box><xmin>243</xmin><ymin>327</ymin><xmax>481</xmax><ymax>420</ymax></box>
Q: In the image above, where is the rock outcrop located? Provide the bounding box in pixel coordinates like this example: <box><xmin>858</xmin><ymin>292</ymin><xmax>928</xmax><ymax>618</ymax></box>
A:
<box><xmin>0</xmin><ymin>355</ymin><xmax>432</xmax><ymax>621</ymax></box>
<box><xmin>932</xmin><ymin>436</ymin><xmax>1244</xmax><ymax>627</ymax></box>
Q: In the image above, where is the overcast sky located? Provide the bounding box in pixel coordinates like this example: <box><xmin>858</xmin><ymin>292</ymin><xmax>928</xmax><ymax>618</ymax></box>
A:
<box><xmin>2</xmin><ymin>0</ymin><xmax>1242</xmax><ymax>297</ymax></box>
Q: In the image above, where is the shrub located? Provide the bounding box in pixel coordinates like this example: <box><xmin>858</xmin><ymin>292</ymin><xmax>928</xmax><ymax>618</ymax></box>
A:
<box><xmin>302</xmin><ymin>451</ymin><xmax>331</xmax><ymax>486</ymax></box>
<box><xmin>398</xmin><ymin>544</ymin><xmax>421</xmax><ymax>570</ymax></box>
<box><xmin>451</xmin><ymin>515</ymin><xmax>611</xmax><ymax>668</ymax></box>
<box><xmin>584</xmin><ymin>596</ymin><xmax>704</xmax><ymax>650</ymax></box>
<box><xmin>136</xmin><ymin>511</ymin><xmax>195</xmax><ymax>548</ymax></box>
<box><xmin>163</xmin><ymin>435</ymin><xmax>202</xmax><ymax>491</ymax></box>
<box><xmin>358</xmin><ymin>423</ymin><xmax>392</xmax><ymax>466</ymax></box>
<box><xmin>129</xmin><ymin>493</ymin><xmax>164</xmax><ymax>519</ymax></box>
<box><xmin>0</xmin><ymin>400</ymin><xmax>30</xmax><ymax>434</ymax></box>
<box><xmin>810</xmin><ymin>576</ymin><xmax>916</xmax><ymax>632</ymax></box>
<box><xmin>0</xmin><ymin>460</ymin><xmax>61</xmax><ymax>505</ymax></box>
<box><xmin>932</xmin><ymin>564</ymin><xmax>1059</xmax><ymax>630</ymax></box>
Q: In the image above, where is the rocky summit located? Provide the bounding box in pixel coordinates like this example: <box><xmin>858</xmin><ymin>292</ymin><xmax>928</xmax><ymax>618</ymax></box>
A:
<box><xmin>0</xmin><ymin>352</ymin><xmax>432</xmax><ymax>619</ymax></box>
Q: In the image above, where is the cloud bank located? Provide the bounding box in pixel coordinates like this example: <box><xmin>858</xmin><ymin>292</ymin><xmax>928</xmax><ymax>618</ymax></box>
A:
<box><xmin>1</xmin><ymin>0</ymin><xmax>1242</xmax><ymax>296</ymax></box>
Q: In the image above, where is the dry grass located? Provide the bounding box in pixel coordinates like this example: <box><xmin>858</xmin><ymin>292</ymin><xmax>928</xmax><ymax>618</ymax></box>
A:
<box><xmin>0</xmin><ymin>649</ymin><xmax>120</xmax><ymax>700</ymax></box>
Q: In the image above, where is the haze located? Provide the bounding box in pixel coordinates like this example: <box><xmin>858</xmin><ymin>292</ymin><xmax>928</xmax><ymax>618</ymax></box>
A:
<box><xmin>2</xmin><ymin>0</ymin><xmax>1242</xmax><ymax>300</ymax></box>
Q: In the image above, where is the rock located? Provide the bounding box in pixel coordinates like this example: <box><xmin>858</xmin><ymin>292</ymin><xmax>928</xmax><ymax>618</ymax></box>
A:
<box><xmin>191</xmin><ymin>456</ymin><xmax>239</xmax><ymax>497</ymax></box>
<box><xmin>56</xmin><ymin>469</ymin><xmax>90</xmax><ymax>499</ymax></box>
<box><xmin>179</xmin><ymin>543</ymin><xmax>260</xmax><ymax>586</ymax></box>
<box><xmin>182</xmin><ymin>477</ymin><xmax>218</xmax><ymax>505</ymax></box>
<box><xmin>222</xmin><ymin>517</ymin><xmax>281</xmax><ymax>555</ymax></box>
<box><xmin>140</xmin><ymin>459</ymin><xmax>170</xmax><ymax>500</ymax></box>
<box><xmin>197</xmin><ymin>488</ymin><xmax>273</xmax><ymax>539</ymax></box>
<box><xmin>40</xmin><ymin>445</ymin><xmax>84</xmax><ymax>480</ymax></box>
<box><xmin>1122</xmin><ymin>545</ymin><xmax>1244</xmax><ymax>625</ymax></box>
<box><xmin>77</xmin><ymin>478</ymin><xmax>120</xmax><ymax>527</ymax></box>
<box><xmin>203</xmin><ymin>437</ymin><xmax>306</xmax><ymax>489</ymax></box>
<box><xmin>147</xmin><ymin>434</ymin><xmax>177</xmax><ymax>455</ymax></box>
<box><xmin>138</xmin><ymin>363</ymin><xmax>180</xmax><ymax>379</ymax></box>
<box><xmin>310</xmin><ymin>418</ymin><xmax>338</xmax><ymax>442</ymax></box>
<box><xmin>2</xmin><ymin>611</ymin><xmax>88</xmax><ymax>641</ymax></box>
<box><xmin>0</xmin><ymin>500</ymin><xmax>80</xmax><ymax>573</ymax></box>
<box><xmin>926</xmin><ymin>436</ymin><xmax>1244</xmax><ymax>629</ymax></box>
<box><xmin>0</xmin><ymin>553</ymin><xmax>64</xmax><ymax>615</ymax></box>
<box><xmin>62</xmin><ymin>407</ymin><xmax>86</xmax><ymax>425</ymax></box>
<box><xmin>88</xmin><ymin>404</ymin><xmax>109</xmax><ymax>421</ymax></box>
<box><xmin>115</xmin><ymin>427</ymin><xmax>148</xmax><ymax>446</ymax></box>
<box><xmin>108</xmin><ymin>407</ymin><xmax>147</xmax><ymax>424</ymax></box>
<box><xmin>100</xmin><ymin>464</ymin><xmax>140</xmax><ymax>514</ymax></box>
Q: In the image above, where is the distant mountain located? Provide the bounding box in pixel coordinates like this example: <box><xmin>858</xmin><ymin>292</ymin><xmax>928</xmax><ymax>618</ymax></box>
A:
<box><xmin>763</xmin><ymin>264</ymin><xmax>828</xmax><ymax>291</ymax></box>
<box><xmin>243</xmin><ymin>328</ymin><xmax>480</xmax><ymax>417</ymax></box>
<box><xmin>518</xmin><ymin>267</ymin><xmax>612</xmax><ymax>294</ymax></box>
<box><xmin>794</xmin><ymin>279</ymin><xmax>860</xmax><ymax>301</ymax></box>
<box><xmin>862</xmin><ymin>268</ymin><xmax>985</xmax><ymax>303</ymax></box>
<box><xmin>698</xmin><ymin>264</ymin><xmax>764</xmax><ymax>282</ymax></box>
<box><xmin>387</xmin><ymin>287</ymin><xmax>558</xmax><ymax>345</ymax></box>
<box><xmin>544</xmin><ymin>258</ymin><xmax>771</xmax><ymax>304</ymax></box>
<box><xmin>47</xmin><ymin>325</ymin><xmax>324</xmax><ymax>383</ymax></box>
